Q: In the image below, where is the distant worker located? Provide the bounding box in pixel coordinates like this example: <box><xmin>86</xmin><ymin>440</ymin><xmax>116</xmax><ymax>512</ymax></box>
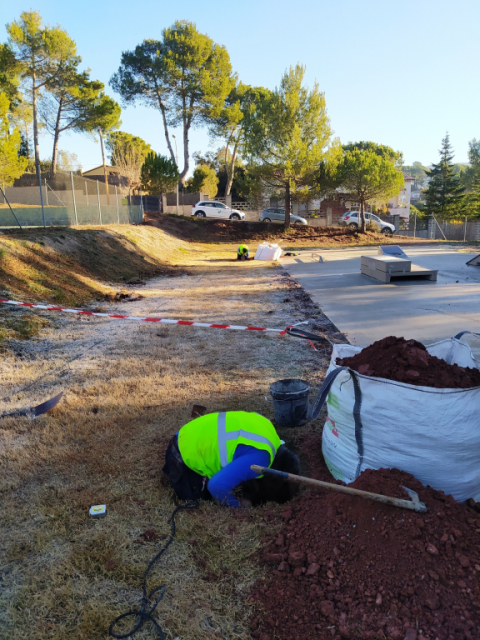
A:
<box><xmin>163</xmin><ymin>411</ymin><xmax>300</xmax><ymax>507</ymax></box>
<box><xmin>237</xmin><ymin>244</ymin><xmax>249</xmax><ymax>260</ymax></box>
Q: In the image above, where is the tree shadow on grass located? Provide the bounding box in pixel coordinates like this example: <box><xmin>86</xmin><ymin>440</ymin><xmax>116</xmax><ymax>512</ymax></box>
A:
<box><xmin>0</xmin><ymin>227</ymin><xmax>188</xmax><ymax>306</ymax></box>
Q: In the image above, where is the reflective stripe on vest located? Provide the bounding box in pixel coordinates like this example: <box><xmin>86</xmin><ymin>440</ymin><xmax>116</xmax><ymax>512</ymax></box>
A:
<box><xmin>217</xmin><ymin>412</ymin><xmax>276</xmax><ymax>468</ymax></box>
<box><xmin>178</xmin><ymin>411</ymin><xmax>280</xmax><ymax>478</ymax></box>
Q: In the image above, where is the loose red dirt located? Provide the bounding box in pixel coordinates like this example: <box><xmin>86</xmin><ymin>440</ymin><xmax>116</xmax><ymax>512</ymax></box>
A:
<box><xmin>250</xmin><ymin>464</ymin><xmax>480</xmax><ymax>640</ymax></box>
<box><xmin>336</xmin><ymin>336</ymin><xmax>480</xmax><ymax>389</ymax></box>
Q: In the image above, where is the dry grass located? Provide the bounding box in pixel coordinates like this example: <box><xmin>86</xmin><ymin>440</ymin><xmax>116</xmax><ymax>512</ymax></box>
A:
<box><xmin>0</xmin><ymin>241</ymin><xmax>328</xmax><ymax>640</ymax></box>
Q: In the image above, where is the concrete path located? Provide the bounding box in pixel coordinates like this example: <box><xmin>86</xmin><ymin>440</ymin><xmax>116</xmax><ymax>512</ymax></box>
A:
<box><xmin>282</xmin><ymin>245</ymin><xmax>480</xmax><ymax>353</ymax></box>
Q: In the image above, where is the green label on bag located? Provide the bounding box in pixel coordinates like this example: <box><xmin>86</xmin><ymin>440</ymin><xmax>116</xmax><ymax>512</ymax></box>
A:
<box><xmin>324</xmin><ymin>456</ymin><xmax>344</xmax><ymax>481</ymax></box>
<box><xmin>327</xmin><ymin>391</ymin><xmax>340</xmax><ymax>409</ymax></box>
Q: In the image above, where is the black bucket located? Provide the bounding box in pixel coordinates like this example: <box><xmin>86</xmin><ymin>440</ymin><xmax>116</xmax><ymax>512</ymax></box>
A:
<box><xmin>270</xmin><ymin>379</ymin><xmax>310</xmax><ymax>427</ymax></box>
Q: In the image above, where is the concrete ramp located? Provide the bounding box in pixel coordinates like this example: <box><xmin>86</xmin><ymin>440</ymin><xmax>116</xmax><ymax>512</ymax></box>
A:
<box><xmin>467</xmin><ymin>254</ymin><xmax>480</xmax><ymax>266</ymax></box>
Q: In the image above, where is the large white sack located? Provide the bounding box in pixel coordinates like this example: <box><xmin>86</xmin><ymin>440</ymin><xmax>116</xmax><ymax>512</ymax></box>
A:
<box><xmin>321</xmin><ymin>336</ymin><xmax>480</xmax><ymax>502</ymax></box>
<box><xmin>254</xmin><ymin>243</ymin><xmax>282</xmax><ymax>261</ymax></box>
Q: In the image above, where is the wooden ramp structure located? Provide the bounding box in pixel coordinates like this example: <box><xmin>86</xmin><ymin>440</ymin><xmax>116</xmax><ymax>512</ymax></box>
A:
<box><xmin>361</xmin><ymin>255</ymin><xmax>437</xmax><ymax>283</ymax></box>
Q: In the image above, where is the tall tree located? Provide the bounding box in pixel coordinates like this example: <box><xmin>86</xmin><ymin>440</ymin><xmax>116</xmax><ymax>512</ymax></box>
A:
<box><xmin>459</xmin><ymin>139</ymin><xmax>480</xmax><ymax>192</ymax></box>
<box><xmin>0</xmin><ymin>44</ymin><xmax>21</xmax><ymax>106</ymax></box>
<box><xmin>343</xmin><ymin>141</ymin><xmax>403</xmax><ymax>166</ymax></box>
<box><xmin>9</xmin><ymin>98</ymin><xmax>34</xmax><ymax>158</ymax></box>
<box><xmin>425</xmin><ymin>134</ymin><xmax>464</xmax><ymax>220</ymax></box>
<box><xmin>110</xmin><ymin>21</ymin><xmax>234</xmax><ymax>185</ymax></box>
<box><xmin>7</xmin><ymin>11</ymin><xmax>78</xmax><ymax>186</ymax></box>
<box><xmin>334</xmin><ymin>147</ymin><xmax>405</xmax><ymax>233</ymax></box>
<box><xmin>41</xmin><ymin>66</ymin><xmax>121</xmax><ymax>176</ymax></box>
<box><xmin>243</xmin><ymin>64</ymin><xmax>334</xmax><ymax>228</ymax></box>
<box><xmin>105</xmin><ymin>131</ymin><xmax>152</xmax><ymax>189</ymax></box>
<box><xmin>0</xmin><ymin>92</ymin><xmax>28</xmax><ymax>185</ymax></box>
<box><xmin>462</xmin><ymin>178</ymin><xmax>480</xmax><ymax>219</ymax></box>
<box><xmin>186</xmin><ymin>163</ymin><xmax>218</xmax><ymax>197</ymax></box>
<box><xmin>210</xmin><ymin>83</ymin><xmax>270</xmax><ymax>197</ymax></box>
<box><xmin>141</xmin><ymin>152</ymin><xmax>178</xmax><ymax>195</ymax></box>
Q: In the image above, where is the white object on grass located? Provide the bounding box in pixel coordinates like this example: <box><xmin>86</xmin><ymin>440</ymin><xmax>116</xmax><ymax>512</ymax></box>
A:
<box><xmin>89</xmin><ymin>505</ymin><xmax>107</xmax><ymax>518</ymax></box>
<box><xmin>254</xmin><ymin>243</ymin><xmax>282</xmax><ymax>261</ymax></box>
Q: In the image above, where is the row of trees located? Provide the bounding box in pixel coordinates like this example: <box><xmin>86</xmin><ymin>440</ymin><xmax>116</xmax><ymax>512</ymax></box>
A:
<box><xmin>404</xmin><ymin>136</ymin><xmax>480</xmax><ymax>221</ymax></box>
<box><xmin>2</xmin><ymin>12</ymin><xmax>477</xmax><ymax>228</ymax></box>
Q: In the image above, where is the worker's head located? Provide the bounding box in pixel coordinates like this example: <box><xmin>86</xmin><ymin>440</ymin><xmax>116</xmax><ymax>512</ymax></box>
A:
<box><xmin>238</xmin><ymin>445</ymin><xmax>301</xmax><ymax>506</ymax></box>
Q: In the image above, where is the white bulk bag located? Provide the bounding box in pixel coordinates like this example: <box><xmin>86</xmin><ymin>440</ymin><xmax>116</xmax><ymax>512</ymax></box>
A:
<box><xmin>319</xmin><ymin>335</ymin><xmax>480</xmax><ymax>502</ymax></box>
<box><xmin>254</xmin><ymin>243</ymin><xmax>282</xmax><ymax>261</ymax></box>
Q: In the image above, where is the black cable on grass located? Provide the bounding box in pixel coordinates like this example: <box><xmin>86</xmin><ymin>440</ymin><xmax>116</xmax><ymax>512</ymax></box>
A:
<box><xmin>109</xmin><ymin>500</ymin><xmax>199</xmax><ymax>639</ymax></box>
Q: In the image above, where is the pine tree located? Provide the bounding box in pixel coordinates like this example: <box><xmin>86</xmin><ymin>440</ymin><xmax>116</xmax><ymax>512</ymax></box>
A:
<box><xmin>463</xmin><ymin>176</ymin><xmax>480</xmax><ymax>219</ymax></box>
<box><xmin>425</xmin><ymin>134</ymin><xmax>464</xmax><ymax>219</ymax></box>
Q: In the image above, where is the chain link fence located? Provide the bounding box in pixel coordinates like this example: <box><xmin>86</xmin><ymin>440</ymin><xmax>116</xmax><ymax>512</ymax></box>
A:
<box><xmin>0</xmin><ymin>171</ymin><xmax>144</xmax><ymax>228</ymax></box>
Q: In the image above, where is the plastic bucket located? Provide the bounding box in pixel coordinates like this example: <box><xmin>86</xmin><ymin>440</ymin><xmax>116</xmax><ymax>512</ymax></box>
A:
<box><xmin>270</xmin><ymin>379</ymin><xmax>310</xmax><ymax>427</ymax></box>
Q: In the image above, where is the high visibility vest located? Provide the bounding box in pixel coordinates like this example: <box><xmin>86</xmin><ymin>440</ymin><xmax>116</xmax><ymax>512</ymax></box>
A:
<box><xmin>178</xmin><ymin>411</ymin><xmax>281</xmax><ymax>478</ymax></box>
<box><xmin>238</xmin><ymin>244</ymin><xmax>249</xmax><ymax>255</ymax></box>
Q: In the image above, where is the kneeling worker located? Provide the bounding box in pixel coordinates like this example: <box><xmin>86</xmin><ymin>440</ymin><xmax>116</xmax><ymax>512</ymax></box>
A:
<box><xmin>237</xmin><ymin>244</ymin><xmax>249</xmax><ymax>260</ymax></box>
<box><xmin>163</xmin><ymin>411</ymin><xmax>300</xmax><ymax>506</ymax></box>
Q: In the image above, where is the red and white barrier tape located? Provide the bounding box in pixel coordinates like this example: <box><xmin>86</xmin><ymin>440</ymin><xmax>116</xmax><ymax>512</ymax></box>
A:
<box><xmin>0</xmin><ymin>298</ymin><xmax>294</xmax><ymax>335</ymax></box>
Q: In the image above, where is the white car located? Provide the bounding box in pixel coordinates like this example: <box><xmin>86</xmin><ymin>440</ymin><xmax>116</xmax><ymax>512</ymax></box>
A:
<box><xmin>191</xmin><ymin>201</ymin><xmax>246</xmax><ymax>221</ymax></box>
<box><xmin>342</xmin><ymin>211</ymin><xmax>395</xmax><ymax>235</ymax></box>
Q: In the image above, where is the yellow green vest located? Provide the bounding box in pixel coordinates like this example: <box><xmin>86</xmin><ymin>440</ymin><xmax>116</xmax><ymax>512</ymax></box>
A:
<box><xmin>178</xmin><ymin>411</ymin><xmax>280</xmax><ymax>478</ymax></box>
<box><xmin>238</xmin><ymin>244</ymin><xmax>249</xmax><ymax>255</ymax></box>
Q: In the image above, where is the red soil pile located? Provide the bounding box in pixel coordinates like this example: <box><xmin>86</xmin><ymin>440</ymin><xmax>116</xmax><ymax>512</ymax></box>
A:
<box><xmin>250</xmin><ymin>467</ymin><xmax>480</xmax><ymax>640</ymax></box>
<box><xmin>336</xmin><ymin>336</ymin><xmax>480</xmax><ymax>389</ymax></box>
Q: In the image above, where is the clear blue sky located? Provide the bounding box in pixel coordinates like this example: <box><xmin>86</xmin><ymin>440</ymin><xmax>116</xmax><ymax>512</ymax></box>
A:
<box><xmin>3</xmin><ymin>0</ymin><xmax>480</xmax><ymax>171</ymax></box>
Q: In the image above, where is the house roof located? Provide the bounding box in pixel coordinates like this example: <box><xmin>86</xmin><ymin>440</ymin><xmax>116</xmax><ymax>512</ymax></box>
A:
<box><xmin>83</xmin><ymin>165</ymin><xmax>121</xmax><ymax>176</ymax></box>
<box><xmin>402</xmin><ymin>171</ymin><xmax>415</xmax><ymax>181</ymax></box>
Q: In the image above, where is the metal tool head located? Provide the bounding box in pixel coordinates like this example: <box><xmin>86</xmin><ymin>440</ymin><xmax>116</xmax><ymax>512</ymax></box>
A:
<box><xmin>402</xmin><ymin>485</ymin><xmax>428</xmax><ymax>513</ymax></box>
<box><xmin>1</xmin><ymin>391</ymin><xmax>63</xmax><ymax>420</ymax></box>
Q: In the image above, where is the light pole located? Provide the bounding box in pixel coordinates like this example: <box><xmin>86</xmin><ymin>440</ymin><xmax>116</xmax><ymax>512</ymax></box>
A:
<box><xmin>172</xmin><ymin>134</ymin><xmax>179</xmax><ymax>216</ymax></box>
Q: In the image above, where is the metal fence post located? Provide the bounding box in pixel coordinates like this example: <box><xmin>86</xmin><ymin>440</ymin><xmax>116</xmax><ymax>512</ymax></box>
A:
<box><xmin>96</xmin><ymin>180</ymin><xmax>102</xmax><ymax>225</ymax></box>
<box><xmin>70</xmin><ymin>171</ymin><xmax>78</xmax><ymax>226</ymax></box>
<box><xmin>115</xmin><ymin>185</ymin><xmax>120</xmax><ymax>224</ymax></box>
<box><xmin>36</xmin><ymin>164</ymin><xmax>46</xmax><ymax>228</ymax></box>
<box><xmin>85</xmin><ymin>181</ymin><xmax>89</xmax><ymax>206</ymax></box>
<box><xmin>138</xmin><ymin>190</ymin><xmax>143</xmax><ymax>223</ymax></box>
<box><xmin>45</xmin><ymin>178</ymin><xmax>49</xmax><ymax>206</ymax></box>
<box><xmin>464</xmin><ymin>216</ymin><xmax>467</xmax><ymax>243</ymax></box>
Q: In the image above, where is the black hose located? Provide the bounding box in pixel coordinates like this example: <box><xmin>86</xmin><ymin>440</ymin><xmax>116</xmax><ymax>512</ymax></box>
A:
<box><xmin>286</xmin><ymin>326</ymin><xmax>334</xmax><ymax>346</ymax></box>
<box><xmin>109</xmin><ymin>500</ymin><xmax>199</xmax><ymax>639</ymax></box>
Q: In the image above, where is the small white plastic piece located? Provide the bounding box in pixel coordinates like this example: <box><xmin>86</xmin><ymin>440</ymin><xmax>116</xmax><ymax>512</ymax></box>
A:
<box><xmin>89</xmin><ymin>504</ymin><xmax>107</xmax><ymax>518</ymax></box>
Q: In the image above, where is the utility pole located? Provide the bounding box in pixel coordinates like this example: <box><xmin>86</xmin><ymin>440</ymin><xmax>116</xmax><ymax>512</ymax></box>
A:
<box><xmin>98</xmin><ymin>128</ymin><xmax>110</xmax><ymax>205</ymax></box>
<box><xmin>172</xmin><ymin>134</ymin><xmax>179</xmax><ymax>215</ymax></box>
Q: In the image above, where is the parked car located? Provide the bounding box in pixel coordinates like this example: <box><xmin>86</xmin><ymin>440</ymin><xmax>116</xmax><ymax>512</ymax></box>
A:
<box><xmin>191</xmin><ymin>201</ymin><xmax>245</xmax><ymax>220</ymax></box>
<box><xmin>259</xmin><ymin>208</ymin><xmax>308</xmax><ymax>225</ymax></box>
<box><xmin>341</xmin><ymin>211</ymin><xmax>395</xmax><ymax>234</ymax></box>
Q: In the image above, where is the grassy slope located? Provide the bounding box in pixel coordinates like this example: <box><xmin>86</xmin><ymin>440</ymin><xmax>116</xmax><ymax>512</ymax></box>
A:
<box><xmin>0</xmin><ymin>225</ymin><xmax>191</xmax><ymax>306</ymax></box>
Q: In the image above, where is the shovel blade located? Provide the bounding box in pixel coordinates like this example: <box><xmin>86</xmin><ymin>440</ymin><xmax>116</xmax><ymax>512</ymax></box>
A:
<box><xmin>33</xmin><ymin>392</ymin><xmax>63</xmax><ymax>417</ymax></box>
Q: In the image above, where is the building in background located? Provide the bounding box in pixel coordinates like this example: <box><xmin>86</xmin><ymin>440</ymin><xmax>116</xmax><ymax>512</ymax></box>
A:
<box><xmin>386</xmin><ymin>172</ymin><xmax>414</xmax><ymax>218</ymax></box>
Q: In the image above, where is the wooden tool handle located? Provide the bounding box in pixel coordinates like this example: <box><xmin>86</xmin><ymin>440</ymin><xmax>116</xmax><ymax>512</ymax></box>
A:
<box><xmin>251</xmin><ymin>465</ymin><xmax>427</xmax><ymax>513</ymax></box>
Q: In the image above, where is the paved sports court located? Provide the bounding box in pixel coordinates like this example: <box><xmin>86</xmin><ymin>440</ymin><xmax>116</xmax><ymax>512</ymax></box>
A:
<box><xmin>282</xmin><ymin>245</ymin><xmax>480</xmax><ymax>356</ymax></box>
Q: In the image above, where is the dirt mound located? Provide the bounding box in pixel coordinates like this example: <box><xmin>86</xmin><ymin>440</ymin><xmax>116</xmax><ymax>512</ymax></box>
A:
<box><xmin>336</xmin><ymin>336</ymin><xmax>480</xmax><ymax>389</ymax></box>
<box><xmin>146</xmin><ymin>213</ymin><xmax>413</xmax><ymax>246</ymax></box>
<box><xmin>251</xmin><ymin>467</ymin><xmax>480</xmax><ymax>640</ymax></box>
